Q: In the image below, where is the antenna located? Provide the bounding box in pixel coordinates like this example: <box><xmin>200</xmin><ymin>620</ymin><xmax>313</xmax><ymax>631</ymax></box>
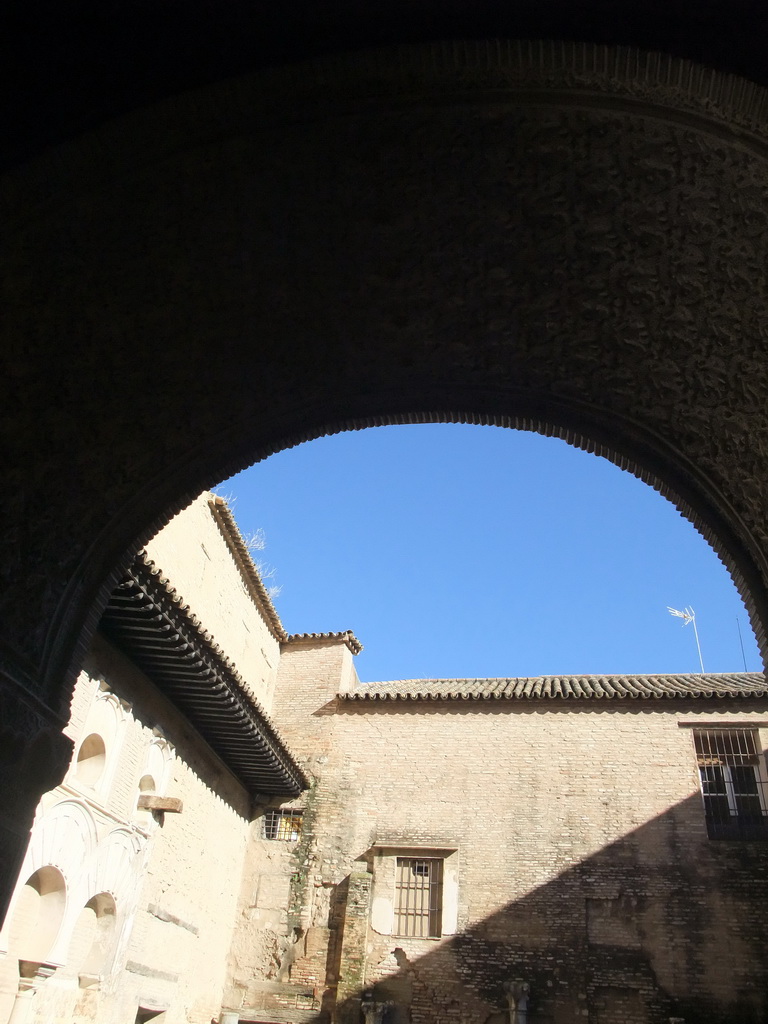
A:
<box><xmin>667</xmin><ymin>606</ymin><xmax>705</xmax><ymax>674</ymax></box>
<box><xmin>737</xmin><ymin>618</ymin><xmax>748</xmax><ymax>672</ymax></box>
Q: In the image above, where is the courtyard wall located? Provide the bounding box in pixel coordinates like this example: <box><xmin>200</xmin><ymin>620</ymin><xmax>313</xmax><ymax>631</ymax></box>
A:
<box><xmin>250</xmin><ymin>646</ymin><xmax>768</xmax><ymax>1024</ymax></box>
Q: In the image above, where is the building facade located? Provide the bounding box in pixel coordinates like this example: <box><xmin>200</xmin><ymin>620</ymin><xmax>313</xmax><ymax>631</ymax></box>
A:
<box><xmin>254</xmin><ymin>658</ymin><xmax>768</xmax><ymax>1024</ymax></box>
<box><xmin>2</xmin><ymin>496</ymin><xmax>767</xmax><ymax>1024</ymax></box>
<box><xmin>0</xmin><ymin>495</ymin><xmax>306</xmax><ymax>1024</ymax></box>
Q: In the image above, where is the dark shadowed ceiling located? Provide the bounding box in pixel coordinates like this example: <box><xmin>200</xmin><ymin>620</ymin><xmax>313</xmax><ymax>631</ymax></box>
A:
<box><xmin>3</xmin><ymin>0</ymin><xmax>767</xmax><ymax>171</ymax></box>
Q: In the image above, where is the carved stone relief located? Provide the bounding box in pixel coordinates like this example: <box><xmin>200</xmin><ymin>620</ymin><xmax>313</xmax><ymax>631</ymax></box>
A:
<box><xmin>2</xmin><ymin>43</ymin><xmax>768</xmax><ymax>915</ymax></box>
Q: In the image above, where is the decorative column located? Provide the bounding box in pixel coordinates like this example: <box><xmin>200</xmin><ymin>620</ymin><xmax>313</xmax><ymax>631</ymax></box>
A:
<box><xmin>6</xmin><ymin>960</ymin><xmax>57</xmax><ymax>1024</ymax></box>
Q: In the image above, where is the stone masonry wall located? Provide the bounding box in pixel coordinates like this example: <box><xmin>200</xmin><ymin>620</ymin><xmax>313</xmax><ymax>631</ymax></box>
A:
<box><xmin>261</xmin><ymin>651</ymin><xmax>768</xmax><ymax>1024</ymax></box>
<box><xmin>222</xmin><ymin>639</ymin><xmax>359</xmax><ymax>1020</ymax></box>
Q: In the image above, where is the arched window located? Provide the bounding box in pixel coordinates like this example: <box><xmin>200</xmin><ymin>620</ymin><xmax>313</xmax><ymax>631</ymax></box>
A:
<box><xmin>66</xmin><ymin>892</ymin><xmax>118</xmax><ymax>981</ymax></box>
<box><xmin>7</xmin><ymin>866</ymin><xmax>66</xmax><ymax>964</ymax></box>
<box><xmin>138</xmin><ymin>774</ymin><xmax>156</xmax><ymax>795</ymax></box>
<box><xmin>135</xmin><ymin>775</ymin><xmax>157</xmax><ymax>827</ymax></box>
<box><xmin>75</xmin><ymin>734</ymin><xmax>107</xmax><ymax>788</ymax></box>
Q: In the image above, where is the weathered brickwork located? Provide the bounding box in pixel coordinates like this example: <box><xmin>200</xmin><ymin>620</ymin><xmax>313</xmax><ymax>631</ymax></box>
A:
<box><xmin>255</xmin><ymin>641</ymin><xmax>768</xmax><ymax>1024</ymax></box>
<box><xmin>222</xmin><ymin>640</ymin><xmax>358</xmax><ymax>1019</ymax></box>
<box><xmin>334</xmin><ymin>871</ymin><xmax>373</xmax><ymax>1022</ymax></box>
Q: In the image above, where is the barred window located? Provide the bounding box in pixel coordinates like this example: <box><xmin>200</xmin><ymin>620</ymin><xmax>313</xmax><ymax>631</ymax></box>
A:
<box><xmin>394</xmin><ymin>857</ymin><xmax>443</xmax><ymax>938</ymax></box>
<box><xmin>262</xmin><ymin>809</ymin><xmax>303</xmax><ymax>841</ymax></box>
<box><xmin>694</xmin><ymin>729</ymin><xmax>768</xmax><ymax>840</ymax></box>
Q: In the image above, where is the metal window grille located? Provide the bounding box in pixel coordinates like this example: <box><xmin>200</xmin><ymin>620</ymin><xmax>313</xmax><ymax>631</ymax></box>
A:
<box><xmin>394</xmin><ymin>858</ymin><xmax>443</xmax><ymax>938</ymax></box>
<box><xmin>262</xmin><ymin>809</ymin><xmax>303</xmax><ymax>841</ymax></box>
<box><xmin>694</xmin><ymin>729</ymin><xmax>768</xmax><ymax>840</ymax></box>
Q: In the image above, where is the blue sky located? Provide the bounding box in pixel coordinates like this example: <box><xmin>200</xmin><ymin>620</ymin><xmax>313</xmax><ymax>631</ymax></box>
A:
<box><xmin>218</xmin><ymin>424</ymin><xmax>762</xmax><ymax>681</ymax></box>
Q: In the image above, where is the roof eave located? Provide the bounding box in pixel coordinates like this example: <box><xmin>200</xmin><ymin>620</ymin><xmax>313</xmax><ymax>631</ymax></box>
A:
<box><xmin>207</xmin><ymin>495</ymin><xmax>288</xmax><ymax>643</ymax></box>
<box><xmin>284</xmin><ymin>631</ymin><xmax>363</xmax><ymax>655</ymax></box>
<box><xmin>100</xmin><ymin>553</ymin><xmax>308</xmax><ymax>797</ymax></box>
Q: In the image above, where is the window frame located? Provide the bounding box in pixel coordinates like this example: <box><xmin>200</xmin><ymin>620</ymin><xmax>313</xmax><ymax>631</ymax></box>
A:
<box><xmin>261</xmin><ymin>809</ymin><xmax>303</xmax><ymax>842</ymax></box>
<box><xmin>369</xmin><ymin>845</ymin><xmax>458</xmax><ymax>940</ymax></box>
<box><xmin>394</xmin><ymin>856</ymin><xmax>444</xmax><ymax>938</ymax></box>
<box><xmin>693</xmin><ymin>727</ymin><xmax>768</xmax><ymax>840</ymax></box>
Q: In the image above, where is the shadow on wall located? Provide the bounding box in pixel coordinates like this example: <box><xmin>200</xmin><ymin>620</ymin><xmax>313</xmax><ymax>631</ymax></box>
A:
<box><xmin>301</xmin><ymin>790</ymin><xmax>768</xmax><ymax>1024</ymax></box>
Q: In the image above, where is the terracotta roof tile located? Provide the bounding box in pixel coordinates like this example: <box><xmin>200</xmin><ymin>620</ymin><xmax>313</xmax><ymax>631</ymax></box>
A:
<box><xmin>285</xmin><ymin>631</ymin><xmax>363</xmax><ymax>655</ymax></box>
<box><xmin>340</xmin><ymin>673</ymin><xmax>768</xmax><ymax>702</ymax></box>
<box><xmin>208</xmin><ymin>495</ymin><xmax>288</xmax><ymax>642</ymax></box>
<box><xmin>209</xmin><ymin>496</ymin><xmax>363</xmax><ymax>654</ymax></box>
<box><xmin>102</xmin><ymin>552</ymin><xmax>308</xmax><ymax>796</ymax></box>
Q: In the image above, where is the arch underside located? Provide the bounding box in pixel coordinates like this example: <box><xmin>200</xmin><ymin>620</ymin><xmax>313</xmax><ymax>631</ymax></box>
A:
<box><xmin>2</xmin><ymin>40</ymin><xmax>768</xmax><ymax>740</ymax></box>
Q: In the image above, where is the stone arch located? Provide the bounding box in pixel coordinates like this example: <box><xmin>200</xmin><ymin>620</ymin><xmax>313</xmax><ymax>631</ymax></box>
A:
<box><xmin>133</xmin><ymin>773</ymin><xmax>158</xmax><ymax>830</ymax></box>
<box><xmin>145</xmin><ymin>732</ymin><xmax>174</xmax><ymax>797</ymax></box>
<box><xmin>21</xmin><ymin>800</ymin><xmax>98</xmax><ymax>900</ymax></box>
<box><xmin>65</xmin><ymin>403</ymin><xmax>768</xmax><ymax>692</ymax></box>
<box><xmin>4</xmin><ymin>42</ymin><xmax>768</xmax><ymax>910</ymax></box>
<box><xmin>5</xmin><ymin>866</ymin><xmax>67</xmax><ymax>965</ymax></box>
<box><xmin>71</xmin><ymin>682</ymin><xmax>130</xmax><ymax>800</ymax></box>
<box><xmin>64</xmin><ymin>891</ymin><xmax>118</xmax><ymax>981</ymax></box>
<box><xmin>74</xmin><ymin>733</ymin><xmax>106</xmax><ymax>789</ymax></box>
<box><xmin>93</xmin><ymin>828</ymin><xmax>144</xmax><ymax>906</ymax></box>
<box><xmin>132</xmin><ymin>732</ymin><xmax>174</xmax><ymax>828</ymax></box>
<box><xmin>0</xmin><ymin>800</ymin><xmax>101</xmax><ymax>961</ymax></box>
<box><xmin>6</xmin><ymin>40</ymin><xmax>765</xmax><ymax>711</ymax></box>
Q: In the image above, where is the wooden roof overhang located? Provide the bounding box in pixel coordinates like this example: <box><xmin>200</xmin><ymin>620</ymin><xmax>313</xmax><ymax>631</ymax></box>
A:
<box><xmin>99</xmin><ymin>555</ymin><xmax>307</xmax><ymax>798</ymax></box>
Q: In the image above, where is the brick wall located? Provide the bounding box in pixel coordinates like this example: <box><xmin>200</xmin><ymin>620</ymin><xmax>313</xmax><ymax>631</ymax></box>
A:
<box><xmin>259</xmin><ymin>652</ymin><xmax>768</xmax><ymax>1024</ymax></box>
<box><xmin>222</xmin><ymin>638</ymin><xmax>358</xmax><ymax>1018</ymax></box>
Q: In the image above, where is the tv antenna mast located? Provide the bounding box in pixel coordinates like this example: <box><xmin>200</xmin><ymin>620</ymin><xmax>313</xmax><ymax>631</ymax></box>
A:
<box><xmin>667</xmin><ymin>606</ymin><xmax>705</xmax><ymax>674</ymax></box>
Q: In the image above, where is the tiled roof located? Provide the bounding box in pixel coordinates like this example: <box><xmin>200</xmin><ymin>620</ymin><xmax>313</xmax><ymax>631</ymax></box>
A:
<box><xmin>286</xmin><ymin>631</ymin><xmax>363</xmax><ymax>655</ymax></box>
<box><xmin>341</xmin><ymin>673</ymin><xmax>768</xmax><ymax>702</ymax></box>
<box><xmin>100</xmin><ymin>553</ymin><xmax>308</xmax><ymax>796</ymax></box>
<box><xmin>209</xmin><ymin>495</ymin><xmax>363</xmax><ymax>654</ymax></box>
<box><xmin>208</xmin><ymin>495</ymin><xmax>288</xmax><ymax>642</ymax></box>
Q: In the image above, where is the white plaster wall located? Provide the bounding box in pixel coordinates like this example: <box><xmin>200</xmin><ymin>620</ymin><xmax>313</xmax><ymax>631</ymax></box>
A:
<box><xmin>145</xmin><ymin>492</ymin><xmax>281</xmax><ymax>711</ymax></box>
<box><xmin>0</xmin><ymin>635</ymin><xmax>252</xmax><ymax>1024</ymax></box>
<box><xmin>0</xmin><ymin>664</ymin><xmax>147</xmax><ymax>1024</ymax></box>
<box><xmin>120</xmin><ymin>732</ymin><xmax>251</xmax><ymax>1024</ymax></box>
